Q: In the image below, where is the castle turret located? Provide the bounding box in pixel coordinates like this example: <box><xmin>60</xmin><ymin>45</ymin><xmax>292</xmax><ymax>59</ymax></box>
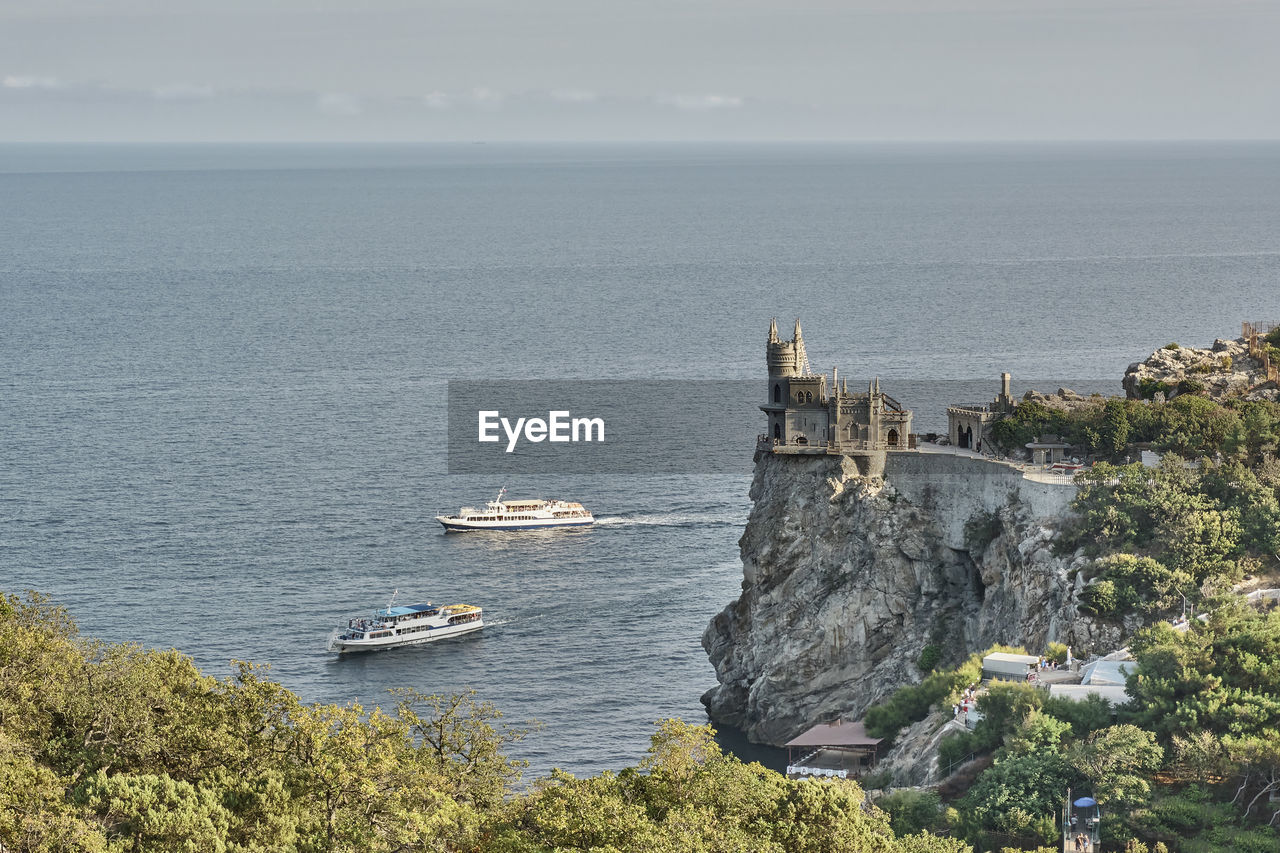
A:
<box><xmin>996</xmin><ymin>372</ymin><xmax>1014</xmax><ymax>411</ymax></box>
<box><xmin>764</xmin><ymin>318</ymin><xmax>814</xmax><ymax>444</ymax></box>
<box><xmin>766</xmin><ymin>317</ymin><xmax>807</xmax><ymax>379</ymax></box>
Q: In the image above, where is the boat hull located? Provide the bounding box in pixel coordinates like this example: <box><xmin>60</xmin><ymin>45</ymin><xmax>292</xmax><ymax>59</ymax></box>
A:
<box><xmin>330</xmin><ymin>620</ymin><xmax>483</xmax><ymax>653</ymax></box>
<box><xmin>436</xmin><ymin>516</ymin><xmax>594</xmax><ymax>532</ymax></box>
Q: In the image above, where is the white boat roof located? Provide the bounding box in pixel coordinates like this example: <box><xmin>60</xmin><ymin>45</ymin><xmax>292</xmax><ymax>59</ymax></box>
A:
<box><xmin>378</xmin><ymin>603</ymin><xmax>439</xmax><ymax>618</ymax></box>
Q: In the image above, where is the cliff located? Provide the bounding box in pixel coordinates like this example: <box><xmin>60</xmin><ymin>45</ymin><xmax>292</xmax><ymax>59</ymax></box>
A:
<box><xmin>701</xmin><ymin>451</ymin><xmax>1121</xmax><ymax>745</ymax></box>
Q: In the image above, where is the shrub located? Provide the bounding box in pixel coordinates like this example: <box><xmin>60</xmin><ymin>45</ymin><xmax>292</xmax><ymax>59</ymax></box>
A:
<box><xmin>862</xmin><ymin>651</ymin><xmax>987</xmax><ymax>742</ymax></box>
<box><xmin>916</xmin><ymin>644</ymin><xmax>942</xmax><ymax>673</ymax></box>
<box><xmin>1079</xmin><ymin>580</ymin><xmax>1118</xmax><ymax>615</ymax></box>
<box><xmin>938</xmin><ymin>731</ymin><xmax>976</xmax><ymax>773</ymax></box>
<box><xmin>1085</xmin><ymin>554</ymin><xmax>1192</xmax><ymax>615</ymax></box>
<box><xmin>1042</xmin><ymin>693</ymin><xmax>1113</xmax><ymax>738</ymax></box>
<box><xmin>964</xmin><ymin>511</ymin><xmax>1003</xmax><ymax>553</ymax></box>
<box><xmin>1176</xmin><ymin>378</ymin><xmax>1205</xmax><ymax>396</ymax></box>
<box><xmin>1044</xmin><ymin>642</ymin><xmax>1068</xmax><ymax>665</ymax></box>
<box><xmin>863</xmin><ymin>703</ymin><xmax>909</xmax><ymax>741</ymax></box>
<box><xmin>1138</xmin><ymin>378</ymin><xmax>1173</xmax><ymax>400</ymax></box>
<box><xmin>876</xmin><ymin>789</ymin><xmax>941</xmax><ymax>836</ymax></box>
<box><xmin>1164</xmin><ymin>342</ymin><xmax>1180</xmax><ymax>350</ymax></box>
<box><xmin>859</xmin><ymin>769</ymin><xmax>893</xmax><ymax>790</ymax></box>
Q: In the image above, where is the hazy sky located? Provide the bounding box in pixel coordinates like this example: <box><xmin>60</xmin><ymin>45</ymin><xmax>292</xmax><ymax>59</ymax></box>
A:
<box><xmin>2</xmin><ymin>0</ymin><xmax>1278</xmax><ymax>141</ymax></box>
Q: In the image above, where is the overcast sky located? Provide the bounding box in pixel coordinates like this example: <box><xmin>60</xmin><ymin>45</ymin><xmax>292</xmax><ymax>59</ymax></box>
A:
<box><xmin>2</xmin><ymin>0</ymin><xmax>1278</xmax><ymax>142</ymax></box>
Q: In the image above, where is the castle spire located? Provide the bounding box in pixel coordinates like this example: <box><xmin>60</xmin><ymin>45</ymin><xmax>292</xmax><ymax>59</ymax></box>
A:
<box><xmin>792</xmin><ymin>319</ymin><xmax>810</xmax><ymax>375</ymax></box>
<box><xmin>768</xmin><ymin>317</ymin><xmax>779</xmax><ymax>344</ymax></box>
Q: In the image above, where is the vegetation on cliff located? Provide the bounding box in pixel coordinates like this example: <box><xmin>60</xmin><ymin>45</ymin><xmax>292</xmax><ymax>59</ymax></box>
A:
<box><xmin>1063</xmin><ymin>458</ymin><xmax>1280</xmax><ymax>617</ymax></box>
<box><xmin>1</xmin><ymin>591</ymin><xmax>978</xmax><ymax>853</ymax></box>
<box><xmin>862</xmin><ymin>605</ymin><xmax>1280</xmax><ymax>852</ymax></box>
<box><xmin>987</xmin><ymin>381</ymin><xmax>1280</xmax><ymax>621</ymax></box>
<box><xmin>968</xmin><ymin>381</ymin><xmax>1280</xmax><ymax>850</ymax></box>
<box><xmin>990</xmin><ymin>394</ymin><xmax>1280</xmax><ymax>466</ymax></box>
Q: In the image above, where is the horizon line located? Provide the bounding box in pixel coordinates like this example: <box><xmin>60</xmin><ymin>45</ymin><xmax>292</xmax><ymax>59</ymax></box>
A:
<box><xmin>4</xmin><ymin>137</ymin><xmax>1280</xmax><ymax>146</ymax></box>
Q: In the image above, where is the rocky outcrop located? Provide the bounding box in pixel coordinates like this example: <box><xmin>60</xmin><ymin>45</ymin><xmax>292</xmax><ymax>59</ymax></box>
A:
<box><xmin>1122</xmin><ymin>337</ymin><xmax>1277</xmax><ymax>402</ymax></box>
<box><xmin>701</xmin><ymin>452</ymin><xmax>1121</xmax><ymax>746</ymax></box>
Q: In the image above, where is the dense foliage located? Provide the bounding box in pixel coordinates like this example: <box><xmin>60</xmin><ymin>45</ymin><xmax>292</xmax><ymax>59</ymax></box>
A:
<box><xmin>0</xmin><ymin>592</ymin><xmax>973</xmax><ymax>853</ymax></box>
<box><xmin>1061</xmin><ymin>456</ymin><xmax>1280</xmax><ymax>617</ymax></box>
<box><xmin>989</xmin><ymin>395</ymin><xmax>1280</xmax><ymax>465</ymax></box>
<box><xmin>938</xmin><ymin>609</ymin><xmax>1280</xmax><ymax>851</ymax></box>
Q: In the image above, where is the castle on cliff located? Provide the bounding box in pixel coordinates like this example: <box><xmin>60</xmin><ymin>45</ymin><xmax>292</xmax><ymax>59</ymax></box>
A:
<box><xmin>761</xmin><ymin>319</ymin><xmax>913</xmax><ymax>453</ymax></box>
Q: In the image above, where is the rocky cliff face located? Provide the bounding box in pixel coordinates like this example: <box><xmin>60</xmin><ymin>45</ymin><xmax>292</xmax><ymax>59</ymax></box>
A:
<box><xmin>701</xmin><ymin>452</ymin><xmax>1122</xmax><ymax>746</ymax></box>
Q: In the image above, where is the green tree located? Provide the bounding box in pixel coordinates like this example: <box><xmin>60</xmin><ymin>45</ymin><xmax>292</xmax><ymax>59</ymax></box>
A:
<box><xmin>1124</xmin><ymin>606</ymin><xmax>1280</xmax><ymax>743</ymax></box>
<box><xmin>1042</xmin><ymin>694</ymin><xmax>1114</xmax><ymax>739</ymax></box>
<box><xmin>972</xmin><ymin>682</ymin><xmax>1044</xmax><ymax>752</ymax></box>
<box><xmin>959</xmin><ymin>752</ymin><xmax>1075</xmax><ymax>841</ymax></box>
<box><xmin>1068</xmin><ymin>725</ymin><xmax>1163</xmax><ymax>809</ymax></box>
<box><xmin>1099</xmin><ymin>397</ymin><xmax>1132</xmax><ymax>457</ymax></box>
<box><xmin>877</xmin><ymin>789</ymin><xmax>942</xmax><ymax>836</ymax></box>
<box><xmin>1005</xmin><ymin>710</ymin><xmax>1073</xmax><ymax>757</ymax></box>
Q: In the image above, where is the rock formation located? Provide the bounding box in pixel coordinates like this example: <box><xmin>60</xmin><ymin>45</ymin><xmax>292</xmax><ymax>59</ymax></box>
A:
<box><xmin>1122</xmin><ymin>337</ymin><xmax>1277</xmax><ymax>402</ymax></box>
<box><xmin>701</xmin><ymin>451</ymin><xmax>1122</xmax><ymax>746</ymax></box>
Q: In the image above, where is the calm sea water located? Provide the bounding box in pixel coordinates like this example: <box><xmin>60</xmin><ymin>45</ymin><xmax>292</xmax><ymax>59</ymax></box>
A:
<box><xmin>3</xmin><ymin>142</ymin><xmax>1279</xmax><ymax>776</ymax></box>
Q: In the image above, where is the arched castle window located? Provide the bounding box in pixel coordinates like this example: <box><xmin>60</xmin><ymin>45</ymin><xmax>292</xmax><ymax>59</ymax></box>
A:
<box><xmin>887</xmin><ymin>428</ymin><xmax>899</xmax><ymax>447</ymax></box>
<box><xmin>773</xmin><ymin>384</ymin><xmax>781</xmax><ymax>403</ymax></box>
<box><xmin>805</xmin><ymin>392</ymin><xmax>812</xmax><ymax>403</ymax></box>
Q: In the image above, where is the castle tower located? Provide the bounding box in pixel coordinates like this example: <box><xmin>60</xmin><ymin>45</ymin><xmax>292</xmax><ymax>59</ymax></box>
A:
<box><xmin>997</xmin><ymin>372</ymin><xmax>1014</xmax><ymax>411</ymax></box>
<box><xmin>763</xmin><ymin>318</ymin><xmax>815</xmax><ymax>444</ymax></box>
<box><xmin>766</xmin><ymin>317</ymin><xmax>807</xmax><ymax>379</ymax></box>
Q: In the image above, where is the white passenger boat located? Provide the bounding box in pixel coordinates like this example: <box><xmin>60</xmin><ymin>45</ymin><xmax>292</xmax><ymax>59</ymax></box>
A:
<box><xmin>435</xmin><ymin>488</ymin><xmax>594</xmax><ymax>532</ymax></box>
<box><xmin>329</xmin><ymin>595</ymin><xmax>483</xmax><ymax>653</ymax></box>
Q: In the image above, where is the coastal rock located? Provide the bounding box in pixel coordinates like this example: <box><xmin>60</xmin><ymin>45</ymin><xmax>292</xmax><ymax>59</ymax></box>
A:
<box><xmin>701</xmin><ymin>452</ymin><xmax>1119</xmax><ymax>746</ymax></box>
<box><xmin>1121</xmin><ymin>337</ymin><xmax>1276</xmax><ymax>402</ymax></box>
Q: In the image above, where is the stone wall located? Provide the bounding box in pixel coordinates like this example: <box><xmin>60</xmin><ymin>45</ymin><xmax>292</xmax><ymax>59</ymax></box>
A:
<box><xmin>884</xmin><ymin>452</ymin><xmax>1078</xmax><ymax>550</ymax></box>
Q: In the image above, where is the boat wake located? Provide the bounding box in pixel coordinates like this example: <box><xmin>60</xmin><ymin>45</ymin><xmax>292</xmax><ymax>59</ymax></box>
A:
<box><xmin>595</xmin><ymin>512</ymin><xmax>745</xmax><ymax>528</ymax></box>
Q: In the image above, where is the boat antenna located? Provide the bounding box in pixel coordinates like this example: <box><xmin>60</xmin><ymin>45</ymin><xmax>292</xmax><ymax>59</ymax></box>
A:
<box><xmin>388</xmin><ymin>589</ymin><xmax>398</xmax><ymax>610</ymax></box>
<box><xmin>495</xmin><ymin>485</ymin><xmax>507</xmax><ymax>504</ymax></box>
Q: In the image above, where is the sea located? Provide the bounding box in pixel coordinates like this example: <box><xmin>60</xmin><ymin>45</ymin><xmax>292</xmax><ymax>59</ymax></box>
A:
<box><xmin>3</xmin><ymin>141</ymin><xmax>1279</xmax><ymax>778</ymax></box>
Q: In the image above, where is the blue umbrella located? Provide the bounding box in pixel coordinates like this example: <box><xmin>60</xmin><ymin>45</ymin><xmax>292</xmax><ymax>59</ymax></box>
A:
<box><xmin>1073</xmin><ymin>797</ymin><xmax>1097</xmax><ymax>808</ymax></box>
